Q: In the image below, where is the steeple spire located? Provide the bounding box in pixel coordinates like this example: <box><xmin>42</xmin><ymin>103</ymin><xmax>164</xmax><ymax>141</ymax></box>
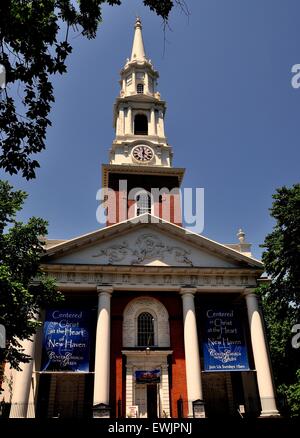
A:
<box><xmin>110</xmin><ymin>17</ymin><xmax>173</xmax><ymax>168</ymax></box>
<box><xmin>104</xmin><ymin>18</ymin><xmax>184</xmax><ymax>227</ymax></box>
<box><xmin>130</xmin><ymin>17</ymin><xmax>146</xmax><ymax>61</ymax></box>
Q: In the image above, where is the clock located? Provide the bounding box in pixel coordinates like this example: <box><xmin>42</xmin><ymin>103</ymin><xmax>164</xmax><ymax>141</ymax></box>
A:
<box><xmin>132</xmin><ymin>145</ymin><xmax>154</xmax><ymax>163</ymax></box>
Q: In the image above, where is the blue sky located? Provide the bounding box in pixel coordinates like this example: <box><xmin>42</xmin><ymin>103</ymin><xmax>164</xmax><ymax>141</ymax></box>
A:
<box><xmin>2</xmin><ymin>0</ymin><xmax>300</xmax><ymax>259</ymax></box>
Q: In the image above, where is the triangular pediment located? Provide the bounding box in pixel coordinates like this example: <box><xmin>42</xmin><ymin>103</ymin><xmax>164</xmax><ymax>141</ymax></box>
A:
<box><xmin>43</xmin><ymin>215</ymin><xmax>263</xmax><ymax>270</ymax></box>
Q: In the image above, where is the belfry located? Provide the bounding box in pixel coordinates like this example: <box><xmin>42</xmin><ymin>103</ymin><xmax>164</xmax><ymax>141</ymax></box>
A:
<box><xmin>3</xmin><ymin>18</ymin><xmax>279</xmax><ymax>419</ymax></box>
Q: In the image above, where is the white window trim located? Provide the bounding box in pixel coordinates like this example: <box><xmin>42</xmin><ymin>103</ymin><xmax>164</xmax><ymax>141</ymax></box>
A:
<box><xmin>123</xmin><ymin>297</ymin><xmax>170</xmax><ymax>348</ymax></box>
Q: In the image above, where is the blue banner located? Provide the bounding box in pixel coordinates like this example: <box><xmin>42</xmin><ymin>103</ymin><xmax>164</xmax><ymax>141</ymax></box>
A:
<box><xmin>41</xmin><ymin>309</ymin><xmax>90</xmax><ymax>372</ymax></box>
<box><xmin>203</xmin><ymin>308</ymin><xmax>249</xmax><ymax>372</ymax></box>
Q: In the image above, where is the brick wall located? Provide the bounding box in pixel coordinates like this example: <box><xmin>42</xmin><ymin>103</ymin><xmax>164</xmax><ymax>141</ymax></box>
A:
<box><xmin>110</xmin><ymin>292</ymin><xmax>188</xmax><ymax>418</ymax></box>
<box><xmin>106</xmin><ymin>192</ymin><xmax>182</xmax><ymax>227</ymax></box>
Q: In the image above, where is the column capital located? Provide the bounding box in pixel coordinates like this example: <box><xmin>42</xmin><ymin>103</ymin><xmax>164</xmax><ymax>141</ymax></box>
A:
<box><xmin>243</xmin><ymin>287</ymin><xmax>257</xmax><ymax>298</ymax></box>
<box><xmin>97</xmin><ymin>285</ymin><xmax>113</xmax><ymax>296</ymax></box>
<box><xmin>180</xmin><ymin>287</ymin><xmax>197</xmax><ymax>297</ymax></box>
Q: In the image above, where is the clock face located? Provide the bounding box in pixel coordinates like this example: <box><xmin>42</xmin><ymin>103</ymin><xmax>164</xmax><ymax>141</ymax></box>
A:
<box><xmin>132</xmin><ymin>145</ymin><xmax>154</xmax><ymax>163</ymax></box>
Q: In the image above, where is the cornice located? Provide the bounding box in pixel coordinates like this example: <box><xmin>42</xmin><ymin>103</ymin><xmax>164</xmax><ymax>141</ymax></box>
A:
<box><xmin>102</xmin><ymin>163</ymin><xmax>185</xmax><ymax>187</ymax></box>
<box><xmin>41</xmin><ymin>263</ymin><xmax>261</xmax><ymax>293</ymax></box>
<box><xmin>42</xmin><ymin>263</ymin><xmax>263</xmax><ymax>276</ymax></box>
<box><xmin>114</xmin><ymin>95</ymin><xmax>166</xmax><ymax>106</ymax></box>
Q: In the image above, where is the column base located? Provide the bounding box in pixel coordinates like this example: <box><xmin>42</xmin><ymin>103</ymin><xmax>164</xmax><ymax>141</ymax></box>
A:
<box><xmin>259</xmin><ymin>410</ymin><xmax>281</xmax><ymax>418</ymax></box>
<box><xmin>93</xmin><ymin>403</ymin><xmax>111</xmax><ymax>418</ymax></box>
<box><xmin>259</xmin><ymin>398</ymin><xmax>281</xmax><ymax>417</ymax></box>
<box><xmin>9</xmin><ymin>403</ymin><xmax>28</xmax><ymax>418</ymax></box>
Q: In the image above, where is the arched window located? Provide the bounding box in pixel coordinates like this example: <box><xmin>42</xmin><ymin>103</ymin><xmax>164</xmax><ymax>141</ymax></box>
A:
<box><xmin>137</xmin><ymin>312</ymin><xmax>154</xmax><ymax>347</ymax></box>
<box><xmin>136</xmin><ymin>192</ymin><xmax>151</xmax><ymax>216</ymax></box>
<box><xmin>137</xmin><ymin>83</ymin><xmax>144</xmax><ymax>94</ymax></box>
<box><xmin>134</xmin><ymin>114</ymin><xmax>148</xmax><ymax>135</ymax></box>
<box><xmin>123</xmin><ymin>297</ymin><xmax>170</xmax><ymax>348</ymax></box>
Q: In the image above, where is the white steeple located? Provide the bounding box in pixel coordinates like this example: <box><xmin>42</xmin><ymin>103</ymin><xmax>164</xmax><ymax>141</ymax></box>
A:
<box><xmin>130</xmin><ymin>17</ymin><xmax>146</xmax><ymax>61</ymax></box>
<box><xmin>109</xmin><ymin>18</ymin><xmax>173</xmax><ymax>168</ymax></box>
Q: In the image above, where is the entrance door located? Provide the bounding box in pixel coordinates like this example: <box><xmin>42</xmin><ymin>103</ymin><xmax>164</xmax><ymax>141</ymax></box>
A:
<box><xmin>147</xmin><ymin>384</ymin><xmax>158</xmax><ymax>418</ymax></box>
<box><xmin>135</xmin><ymin>384</ymin><xmax>147</xmax><ymax>418</ymax></box>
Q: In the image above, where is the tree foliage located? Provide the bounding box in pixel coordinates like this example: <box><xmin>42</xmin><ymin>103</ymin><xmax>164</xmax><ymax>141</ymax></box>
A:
<box><xmin>0</xmin><ymin>0</ymin><xmax>182</xmax><ymax>179</ymax></box>
<box><xmin>261</xmin><ymin>184</ymin><xmax>300</xmax><ymax>306</ymax></box>
<box><xmin>258</xmin><ymin>183</ymin><xmax>300</xmax><ymax>417</ymax></box>
<box><xmin>0</xmin><ymin>180</ymin><xmax>62</xmax><ymax>380</ymax></box>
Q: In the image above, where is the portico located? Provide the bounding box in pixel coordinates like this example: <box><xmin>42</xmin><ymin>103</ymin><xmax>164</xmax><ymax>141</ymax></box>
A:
<box><xmin>3</xmin><ymin>243</ymin><xmax>279</xmax><ymax>418</ymax></box>
<box><xmin>38</xmin><ymin>223</ymin><xmax>279</xmax><ymax>419</ymax></box>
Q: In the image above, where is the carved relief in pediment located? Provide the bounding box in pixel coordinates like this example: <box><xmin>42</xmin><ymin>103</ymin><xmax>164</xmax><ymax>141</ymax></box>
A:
<box><xmin>92</xmin><ymin>233</ymin><xmax>193</xmax><ymax>266</ymax></box>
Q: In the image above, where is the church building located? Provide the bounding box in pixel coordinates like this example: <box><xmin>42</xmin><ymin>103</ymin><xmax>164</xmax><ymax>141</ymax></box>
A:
<box><xmin>4</xmin><ymin>18</ymin><xmax>279</xmax><ymax>419</ymax></box>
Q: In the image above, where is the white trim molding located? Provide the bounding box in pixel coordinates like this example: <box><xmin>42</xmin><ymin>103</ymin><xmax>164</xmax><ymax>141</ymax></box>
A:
<box><xmin>123</xmin><ymin>296</ymin><xmax>170</xmax><ymax>348</ymax></box>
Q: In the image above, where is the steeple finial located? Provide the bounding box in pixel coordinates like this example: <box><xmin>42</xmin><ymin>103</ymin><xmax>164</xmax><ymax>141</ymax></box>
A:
<box><xmin>237</xmin><ymin>228</ymin><xmax>246</xmax><ymax>243</ymax></box>
<box><xmin>130</xmin><ymin>17</ymin><xmax>146</xmax><ymax>61</ymax></box>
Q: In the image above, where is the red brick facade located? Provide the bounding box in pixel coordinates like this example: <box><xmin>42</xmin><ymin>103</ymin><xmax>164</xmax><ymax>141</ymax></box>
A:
<box><xmin>106</xmin><ymin>192</ymin><xmax>182</xmax><ymax>227</ymax></box>
<box><xmin>110</xmin><ymin>292</ymin><xmax>188</xmax><ymax>418</ymax></box>
<box><xmin>105</xmin><ymin>172</ymin><xmax>183</xmax><ymax>227</ymax></box>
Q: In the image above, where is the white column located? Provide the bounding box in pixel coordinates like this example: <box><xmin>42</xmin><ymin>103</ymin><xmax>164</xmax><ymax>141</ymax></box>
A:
<box><xmin>145</xmin><ymin>72</ymin><xmax>149</xmax><ymax>94</ymax></box>
<box><xmin>158</xmin><ymin>109</ymin><xmax>165</xmax><ymax>137</ymax></box>
<box><xmin>9</xmin><ymin>337</ymin><xmax>35</xmax><ymax>418</ymax></box>
<box><xmin>118</xmin><ymin>107</ymin><xmax>125</xmax><ymax>136</ymax></box>
<box><xmin>121</xmin><ymin>107</ymin><xmax>125</xmax><ymax>135</ymax></box>
<box><xmin>125</xmin><ymin>106</ymin><xmax>132</xmax><ymax>135</ymax></box>
<box><xmin>132</xmin><ymin>71</ymin><xmax>136</xmax><ymax>93</ymax></box>
<box><xmin>160</xmin><ymin>364</ymin><xmax>170</xmax><ymax>417</ymax></box>
<box><xmin>150</xmin><ymin>107</ymin><xmax>156</xmax><ymax>136</ymax></box>
<box><xmin>93</xmin><ymin>286</ymin><xmax>113</xmax><ymax>417</ymax></box>
<box><xmin>244</xmin><ymin>290</ymin><xmax>280</xmax><ymax>416</ymax></box>
<box><xmin>116</xmin><ymin>114</ymin><xmax>120</xmax><ymax>136</ymax></box>
<box><xmin>180</xmin><ymin>288</ymin><xmax>204</xmax><ymax>417</ymax></box>
<box><xmin>125</xmin><ymin>364</ymin><xmax>134</xmax><ymax>417</ymax></box>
